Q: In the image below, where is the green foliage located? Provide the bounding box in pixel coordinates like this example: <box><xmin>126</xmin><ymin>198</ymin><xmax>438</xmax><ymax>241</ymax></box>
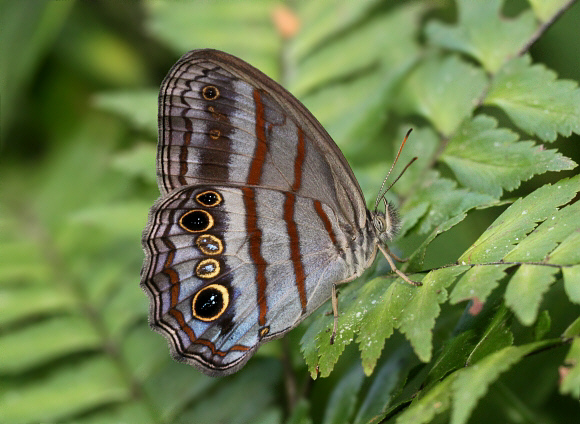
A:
<box><xmin>441</xmin><ymin>115</ymin><xmax>575</xmax><ymax>197</ymax></box>
<box><xmin>1</xmin><ymin>1</ymin><xmax>579</xmax><ymax>424</ymax></box>
<box><xmin>0</xmin><ymin>0</ymin><xmax>75</xmax><ymax>141</ymax></box>
<box><xmin>528</xmin><ymin>0</ymin><xmax>574</xmax><ymax>21</ymax></box>
<box><xmin>561</xmin><ymin>337</ymin><xmax>580</xmax><ymax>397</ymax></box>
<box><xmin>396</xmin><ymin>55</ymin><xmax>487</xmax><ymax>136</ymax></box>
<box><xmin>425</xmin><ymin>0</ymin><xmax>536</xmax><ymax>73</ymax></box>
<box><xmin>321</xmin><ymin>365</ymin><xmax>365</xmax><ymax>424</ymax></box>
<box><xmin>485</xmin><ymin>54</ymin><xmax>580</xmax><ymax>141</ymax></box>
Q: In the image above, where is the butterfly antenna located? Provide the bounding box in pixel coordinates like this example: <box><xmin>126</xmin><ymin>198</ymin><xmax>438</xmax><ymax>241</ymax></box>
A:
<box><xmin>374</xmin><ymin>128</ymin><xmax>413</xmax><ymax>211</ymax></box>
<box><xmin>382</xmin><ymin>156</ymin><xmax>418</xmax><ymax>198</ymax></box>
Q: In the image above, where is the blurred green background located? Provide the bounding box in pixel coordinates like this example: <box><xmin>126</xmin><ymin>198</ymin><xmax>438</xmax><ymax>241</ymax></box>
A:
<box><xmin>1</xmin><ymin>1</ymin><xmax>579</xmax><ymax>423</ymax></box>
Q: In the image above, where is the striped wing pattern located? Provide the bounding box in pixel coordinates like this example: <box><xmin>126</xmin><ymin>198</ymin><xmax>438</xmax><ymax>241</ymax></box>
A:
<box><xmin>141</xmin><ymin>50</ymin><xmax>377</xmax><ymax>375</ymax></box>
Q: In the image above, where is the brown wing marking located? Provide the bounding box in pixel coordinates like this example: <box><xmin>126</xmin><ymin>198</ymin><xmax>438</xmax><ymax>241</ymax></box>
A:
<box><xmin>284</xmin><ymin>127</ymin><xmax>307</xmax><ymax>312</ymax></box>
<box><xmin>151</xmin><ymin>189</ymin><xmax>250</xmax><ymax>358</ymax></box>
<box><xmin>245</xmin><ymin>88</ymin><xmax>270</xmax><ymax>327</ymax></box>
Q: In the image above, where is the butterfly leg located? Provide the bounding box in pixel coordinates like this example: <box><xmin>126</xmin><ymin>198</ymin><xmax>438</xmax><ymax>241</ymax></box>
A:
<box><xmin>382</xmin><ymin>244</ymin><xmax>408</xmax><ymax>263</ymax></box>
<box><xmin>330</xmin><ymin>283</ymin><xmax>339</xmax><ymax>344</ymax></box>
<box><xmin>378</xmin><ymin>244</ymin><xmax>422</xmax><ymax>286</ymax></box>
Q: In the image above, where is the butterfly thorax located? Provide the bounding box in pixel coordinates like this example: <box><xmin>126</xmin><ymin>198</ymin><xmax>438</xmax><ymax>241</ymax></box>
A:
<box><xmin>341</xmin><ymin>205</ymin><xmax>400</xmax><ymax>278</ymax></box>
<box><xmin>337</xmin><ymin>206</ymin><xmax>400</xmax><ymax>283</ymax></box>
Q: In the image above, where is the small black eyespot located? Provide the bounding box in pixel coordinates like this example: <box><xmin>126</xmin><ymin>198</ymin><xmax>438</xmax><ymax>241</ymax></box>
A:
<box><xmin>202</xmin><ymin>85</ymin><xmax>219</xmax><ymax>100</ymax></box>
<box><xmin>192</xmin><ymin>284</ymin><xmax>229</xmax><ymax>321</ymax></box>
<box><xmin>196</xmin><ymin>190</ymin><xmax>222</xmax><ymax>207</ymax></box>
<box><xmin>180</xmin><ymin>209</ymin><xmax>213</xmax><ymax>233</ymax></box>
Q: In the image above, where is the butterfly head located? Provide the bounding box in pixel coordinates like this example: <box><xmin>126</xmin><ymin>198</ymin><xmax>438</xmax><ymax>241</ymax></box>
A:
<box><xmin>372</xmin><ymin>201</ymin><xmax>400</xmax><ymax>244</ymax></box>
<box><xmin>372</xmin><ymin>129</ymin><xmax>416</xmax><ymax>245</ymax></box>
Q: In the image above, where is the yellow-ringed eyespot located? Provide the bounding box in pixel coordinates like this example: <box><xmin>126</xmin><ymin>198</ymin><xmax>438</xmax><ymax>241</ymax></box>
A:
<box><xmin>195</xmin><ymin>258</ymin><xmax>220</xmax><ymax>279</ymax></box>
<box><xmin>192</xmin><ymin>283</ymin><xmax>229</xmax><ymax>322</ymax></box>
<box><xmin>179</xmin><ymin>209</ymin><xmax>214</xmax><ymax>233</ymax></box>
<box><xmin>259</xmin><ymin>326</ymin><xmax>270</xmax><ymax>338</ymax></box>
<box><xmin>207</xmin><ymin>106</ymin><xmax>226</xmax><ymax>121</ymax></box>
<box><xmin>195</xmin><ymin>190</ymin><xmax>222</xmax><ymax>207</ymax></box>
<box><xmin>209</xmin><ymin>129</ymin><xmax>221</xmax><ymax>139</ymax></box>
<box><xmin>202</xmin><ymin>85</ymin><xmax>219</xmax><ymax>100</ymax></box>
<box><xmin>196</xmin><ymin>234</ymin><xmax>224</xmax><ymax>255</ymax></box>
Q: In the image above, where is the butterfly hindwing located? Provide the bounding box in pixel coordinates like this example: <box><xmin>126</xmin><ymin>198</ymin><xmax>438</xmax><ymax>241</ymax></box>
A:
<box><xmin>141</xmin><ymin>183</ymin><xmax>373</xmax><ymax>375</ymax></box>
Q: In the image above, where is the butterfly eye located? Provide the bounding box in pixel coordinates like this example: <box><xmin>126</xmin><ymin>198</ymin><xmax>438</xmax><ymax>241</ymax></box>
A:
<box><xmin>201</xmin><ymin>85</ymin><xmax>220</xmax><ymax>100</ymax></box>
<box><xmin>195</xmin><ymin>190</ymin><xmax>222</xmax><ymax>207</ymax></box>
<box><xmin>179</xmin><ymin>209</ymin><xmax>214</xmax><ymax>233</ymax></box>
<box><xmin>373</xmin><ymin>214</ymin><xmax>386</xmax><ymax>233</ymax></box>
<box><xmin>192</xmin><ymin>283</ymin><xmax>229</xmax><ymax>321</ymax></box>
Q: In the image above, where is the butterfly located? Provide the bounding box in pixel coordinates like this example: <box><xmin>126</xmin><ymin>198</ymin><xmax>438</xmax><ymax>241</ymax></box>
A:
<box><xmin>141</xmin><ymin>49</ymin><xmax>418</xmax><ymax>376</ymax></box>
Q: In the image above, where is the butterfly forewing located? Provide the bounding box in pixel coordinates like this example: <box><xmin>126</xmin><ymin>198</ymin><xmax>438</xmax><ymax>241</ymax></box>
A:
<box><xmin>157</xmin><ymin>49</ymin><xmax>366</xmax><ymax>227</ymax></box>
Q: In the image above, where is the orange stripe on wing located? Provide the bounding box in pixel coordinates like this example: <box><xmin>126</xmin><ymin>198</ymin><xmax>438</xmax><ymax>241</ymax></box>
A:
<box><xmin>243</xmin><ymin>186</ymin><xmax>269</xmax><ymax>326</ymax></box>
<box><xmin>242</xmin><ymin>89</ymin><xmax>270</xmax><ymax>327</ymax></box>
<box><xmin>195</xmin><ymin>339</ymin><xmax>250</xmax><ymax>357</ymax></box>
<box><xmin>284</xmin><ymin>192</ymin><xmax>307</xmax><ymax>312</ymax></box>
<box><xmin>314</xmin><ymin>200</ymin><xmax>338</xmax><ymax>247</ymax></box>
<box><xmin>285</xmin><ymin>127</ymin><xmax>307</xmax><ymax>312</ymax></box>
<box><xmin>248</xmin><ymin>89</ymin><xmax>268</xmax><ymax>186</ymax></box>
